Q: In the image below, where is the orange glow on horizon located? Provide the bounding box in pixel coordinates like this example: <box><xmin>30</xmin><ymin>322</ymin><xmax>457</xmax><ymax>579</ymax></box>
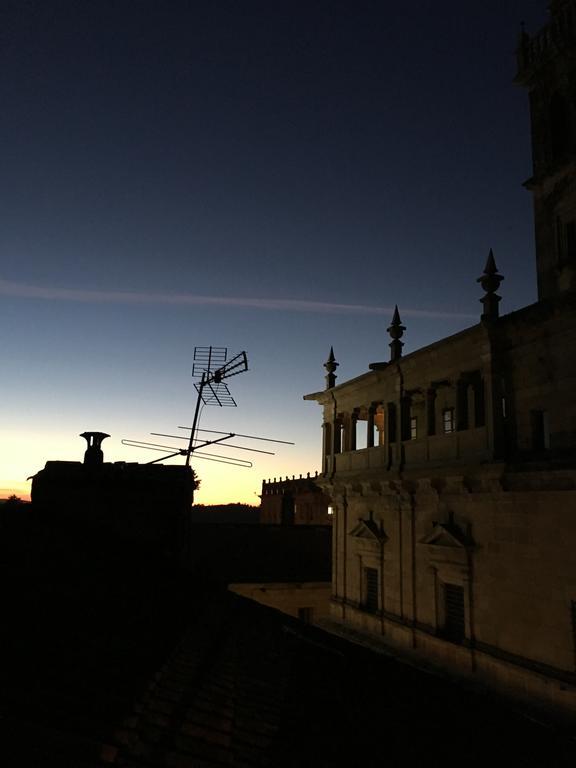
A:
<box><xmin>0</xmin><ymin>482</ymin><xmax>31</xmax><ymax>502</ymax></box>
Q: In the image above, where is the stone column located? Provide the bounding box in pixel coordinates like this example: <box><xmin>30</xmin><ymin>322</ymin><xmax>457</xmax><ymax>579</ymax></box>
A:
<box><xmin>472</xmin><ymin>373</ymin><xmax>485</xmax><ymax>428</ymax></box>
<box><xmin>333</xmin><ymin>418</ymin><xmax>342</xmax><ymax>455</ymax></box>
<box><xmin>456</xmin><ymin>378</ymin><xmax>469</xmax><ymax>431</ymax></box>
<box><xmin>400</xmin><ymin>395</ymin><xmax>412</xmax><ymax>441</ymax></box>
<box><xmin>322</xmin><ymin>421</ymin><xmax>332</xmax><ymax>475</ymax></box>
<box><xmin>426</xmin><ymin>388</ymin><xmax>436</xmax><ymax>436</ymax></box>
<box><xmin>367</xmin><ymin>406</ymin><xmax>376</xmax><ymax>448</ymax></box>
<box><xmin>350</xmin><ymin>410</ymin><xmax>358</xmax><ymax>451</ymax></box>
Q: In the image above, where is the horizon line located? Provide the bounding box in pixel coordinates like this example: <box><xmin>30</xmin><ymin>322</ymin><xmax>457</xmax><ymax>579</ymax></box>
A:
<box><xmin>0</xmin><ymin>278</ymin><xmax>477</xmax><ymax>320</ymax></box>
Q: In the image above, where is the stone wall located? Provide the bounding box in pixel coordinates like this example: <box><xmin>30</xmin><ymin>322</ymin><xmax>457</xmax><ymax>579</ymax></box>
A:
<box><xmin>325</xmin><ymin>472</ymin><xmax>576</xmax><ymax>722</ymax></box>
<box><xmin>260</xmin><ymin>474</ymin><xmax>331</xmax><ymax>525</ymax></box>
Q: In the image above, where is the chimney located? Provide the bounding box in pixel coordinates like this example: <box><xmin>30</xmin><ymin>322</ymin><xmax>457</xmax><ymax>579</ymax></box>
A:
<box><xmin>80</xmin><ymin>432</ymin><xmax>110</xmax><ymax>467</ymax></box>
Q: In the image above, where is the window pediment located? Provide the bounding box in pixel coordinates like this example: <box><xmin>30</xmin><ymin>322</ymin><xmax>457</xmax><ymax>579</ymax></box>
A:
<box><xmin>349</xmin><ymin>516</ymin><xmax>388</xmax><ymax>545</ymax></box>
<box><xmin>421</xmin><ymin>521</ymin><xmax>473</xmax><ymax>572</ymax></box>
<box><xmin>420</xmin><ymin>521</ymin><xmax>472</xmax><ymax>550</ymax></box>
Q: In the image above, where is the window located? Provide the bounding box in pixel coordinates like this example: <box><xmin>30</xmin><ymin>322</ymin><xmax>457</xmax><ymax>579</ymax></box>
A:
<box><xmin>443</xmin><ymin>583</ymin><xmax>465</xmax><ymax>644</ymax></box>
<box><xmin>556</xmin><ymin>217</ymin><xmax>576</xmax><ymax>264</ymax></box>
<box><xmin>355</xmin><ymin>413</ymin><xmax>368</xmax><ymax>450</ymax></box>
<box><xmin>364</xmin><ymin>567</ymin><xmax>379</xmax><ymax>613</ymax></box>
<box><xmin>443</xmin><ymin>408</ymin><xmax>455</xmax><ymax>434</ymax></box>
<box><xmin>327</xmin><ymin>505</ymin><xmax>334</xmax><ymax>516</ymax></box>
<box><xmin>410</xmin><ymin>416</ymin><xmax>417</xmax><ymax>440</ymax></box>
<box><xmin>281</xmin><ymin>495</ymin><xmax>295</xmax><ymax>525</ymax></box>
<box><xmin>374</xmin><ymin>404</ymin><xmax>385</xmax><ymax>446</ymax></box>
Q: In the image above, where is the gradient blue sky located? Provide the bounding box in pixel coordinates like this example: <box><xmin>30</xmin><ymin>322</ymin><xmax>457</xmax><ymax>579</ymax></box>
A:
<box><xmin>1</xmin><ymin>1</ymin><xmax>548</xmax><ymax>503</ymax></box>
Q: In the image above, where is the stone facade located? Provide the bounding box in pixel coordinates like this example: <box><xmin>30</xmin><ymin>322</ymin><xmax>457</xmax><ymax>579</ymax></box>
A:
<box><xmin>260</xmin><ymin>473</ymin><xmax>332</xmax><ymax>525</ymax></box>
<box><xmin>304</xmin><ymin>2</ymin><xmax>576</xmax><ymax>724</ymax></box>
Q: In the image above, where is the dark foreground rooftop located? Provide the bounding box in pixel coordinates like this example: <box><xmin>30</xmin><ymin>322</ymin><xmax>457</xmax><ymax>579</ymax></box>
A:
<box><xmin>1</xmin><ymin>539</ymin><xmax>575</xmax><ymax>768</ymax></box>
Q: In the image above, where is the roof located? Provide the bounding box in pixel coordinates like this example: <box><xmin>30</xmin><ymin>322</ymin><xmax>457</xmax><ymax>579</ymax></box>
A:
<box><xmin>1</xmin><ymin>512</ymin><xmax>574</xmax><ymax>766</ymax></box>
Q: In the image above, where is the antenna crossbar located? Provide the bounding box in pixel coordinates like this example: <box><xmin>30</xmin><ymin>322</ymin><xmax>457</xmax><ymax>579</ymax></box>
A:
<box><xmin>150</xmin><ymin>433</ymin><xmax>275</xmax><ymax>455</ymax></box>
<box><xmin>121</xmin><ymin>439</ymin><xmax>252</xmax><ymax>467</ymax></box>
<box><xmin>177</xmin><ymin>426</ymin><xmax>295</xmax><ymax>445</ymax></box>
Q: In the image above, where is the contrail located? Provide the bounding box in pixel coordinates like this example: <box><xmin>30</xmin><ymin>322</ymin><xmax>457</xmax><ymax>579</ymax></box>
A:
<box><xmin>0</xmin><ymin>278</ymin><xmax>476</xmax><ymax>319</ymax></box>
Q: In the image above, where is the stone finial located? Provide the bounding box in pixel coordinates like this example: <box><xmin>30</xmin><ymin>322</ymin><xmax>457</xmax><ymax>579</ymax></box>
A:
<box><xmin>387</xmin><ymin>305</ymin><xmax>406</xmax><ymax>361</ymax></box>
<box><xmin>477</xmin><ymin>249</ymin><xmax>504</xmax><ymax>321</ymax></box>
<box><xmin>324</xmin><ymin>346</ymin><xmax>338</xmax><ymax>389</ymax></box>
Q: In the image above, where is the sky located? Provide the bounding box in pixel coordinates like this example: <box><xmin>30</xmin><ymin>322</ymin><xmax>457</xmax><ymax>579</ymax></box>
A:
<box><xmin>0</xmin><ymin>0</ymin><xmax>549</xmax><ymax>503</ymax></box>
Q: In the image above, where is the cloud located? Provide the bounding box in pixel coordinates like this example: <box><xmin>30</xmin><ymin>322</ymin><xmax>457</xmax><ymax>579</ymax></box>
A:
<box><xmin>0</xmin><ymin>278</ymin><xmax>476</xmax><ymax>319</ymax></box>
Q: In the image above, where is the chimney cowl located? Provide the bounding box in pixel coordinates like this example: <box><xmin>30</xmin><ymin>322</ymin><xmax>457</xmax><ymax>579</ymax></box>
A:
<box><xmin>80</xmin><ymin>431</ymin><xmax>110</xmax><ymax>466</ymax></box>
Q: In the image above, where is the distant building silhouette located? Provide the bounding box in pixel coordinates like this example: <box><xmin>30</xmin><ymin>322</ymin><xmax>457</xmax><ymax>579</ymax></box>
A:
<box><xmin>305</xmin><ymin>2</ymin><xmax>576</xmax><ymax>724</ymax></box>
<box><xmin>260</xmin><ymin>473</ymin><xmax>332</xmax><ymax>525</ymax></box>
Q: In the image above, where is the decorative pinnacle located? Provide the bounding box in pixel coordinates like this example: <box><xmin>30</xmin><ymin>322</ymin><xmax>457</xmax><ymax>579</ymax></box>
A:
<box><xmin>387</xmin><ymin>305</ymin><xmax>406</xmax><ymax>361</ymax></box>
<box><xmin>477</xmin><ymin>249</ymin><xmax>504</xmax><ymax>321</ymax></box>
<box><xmin>324</xmin><ymin>346</ymin><xmax>338</xmax><ymax>389</ymax></box>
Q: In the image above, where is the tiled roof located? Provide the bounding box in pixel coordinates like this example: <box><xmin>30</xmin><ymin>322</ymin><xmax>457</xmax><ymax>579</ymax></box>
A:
<box><xmin>1</xmin><ymin>538</ymin><xmax>574</xmax><ymax>766</ymax></box>
<box><xmin>107</xmin><ymin>593</ymin><xmax>576</xmax><ymax>767</ymax></box>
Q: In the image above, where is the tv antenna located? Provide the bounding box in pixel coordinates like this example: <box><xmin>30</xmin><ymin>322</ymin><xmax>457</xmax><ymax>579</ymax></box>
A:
<box><xmin>186</xmin><ymin>346</ymin><xmax>248</xmax><ymax>466</ymax></box>
<box><xmin>122</xmin><ymin>346</ymin><xmax>294</xmax><ymax>468</ymax></box>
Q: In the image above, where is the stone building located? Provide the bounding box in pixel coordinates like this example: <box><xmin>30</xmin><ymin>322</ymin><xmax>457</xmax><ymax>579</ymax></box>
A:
<box><xmin>232</xmin><ymin>474</ymin><xmax>333</xmax><ymax>621</ymax></box>
<box><xmin>259</xmin><ymin>473</ymin><xmax>332</xmax><ymax>525</ymax></box>
<box><xmin>305</xmin><ymin>1</ymin><xmax>576</xmax><ymax>723</ymax></box>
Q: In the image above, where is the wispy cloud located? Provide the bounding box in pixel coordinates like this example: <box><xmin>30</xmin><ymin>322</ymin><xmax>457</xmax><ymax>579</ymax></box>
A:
<box><xmin>0</xmin><ymin>278</ymin><xmax>476</xmax><ymax>319</ymax></box>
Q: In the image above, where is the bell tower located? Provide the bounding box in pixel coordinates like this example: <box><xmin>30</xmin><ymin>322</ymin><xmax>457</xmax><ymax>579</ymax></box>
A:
<box><xmin>515</xmin><ymin>0</ymin><xmax>576</xmax><ymax>299</ymax></box>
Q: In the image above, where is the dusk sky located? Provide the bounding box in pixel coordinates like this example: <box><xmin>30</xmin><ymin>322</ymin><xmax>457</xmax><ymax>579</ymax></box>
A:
<box><xmin>1</xmin><ymin>1</ymin><xmax>549</xmax><ymax>504</ymax></box>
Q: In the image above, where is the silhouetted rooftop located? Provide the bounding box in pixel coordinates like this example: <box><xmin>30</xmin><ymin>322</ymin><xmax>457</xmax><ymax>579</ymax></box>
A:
<box><xmin>1</xmin><ymin>527</ymin><xmax>574</xmax><ymax>766</ymax></box>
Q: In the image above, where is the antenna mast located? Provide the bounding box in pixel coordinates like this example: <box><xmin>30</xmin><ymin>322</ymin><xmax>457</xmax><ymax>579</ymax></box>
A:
<box><xmin>186</xmin><ymin>346</ymin><xmax>248</xmax><ymax>466</ymax></box>
<box><xmin>122</xmin><ymin>345</ymin><xmax>293</xmax><ymax>469</ymax></box>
